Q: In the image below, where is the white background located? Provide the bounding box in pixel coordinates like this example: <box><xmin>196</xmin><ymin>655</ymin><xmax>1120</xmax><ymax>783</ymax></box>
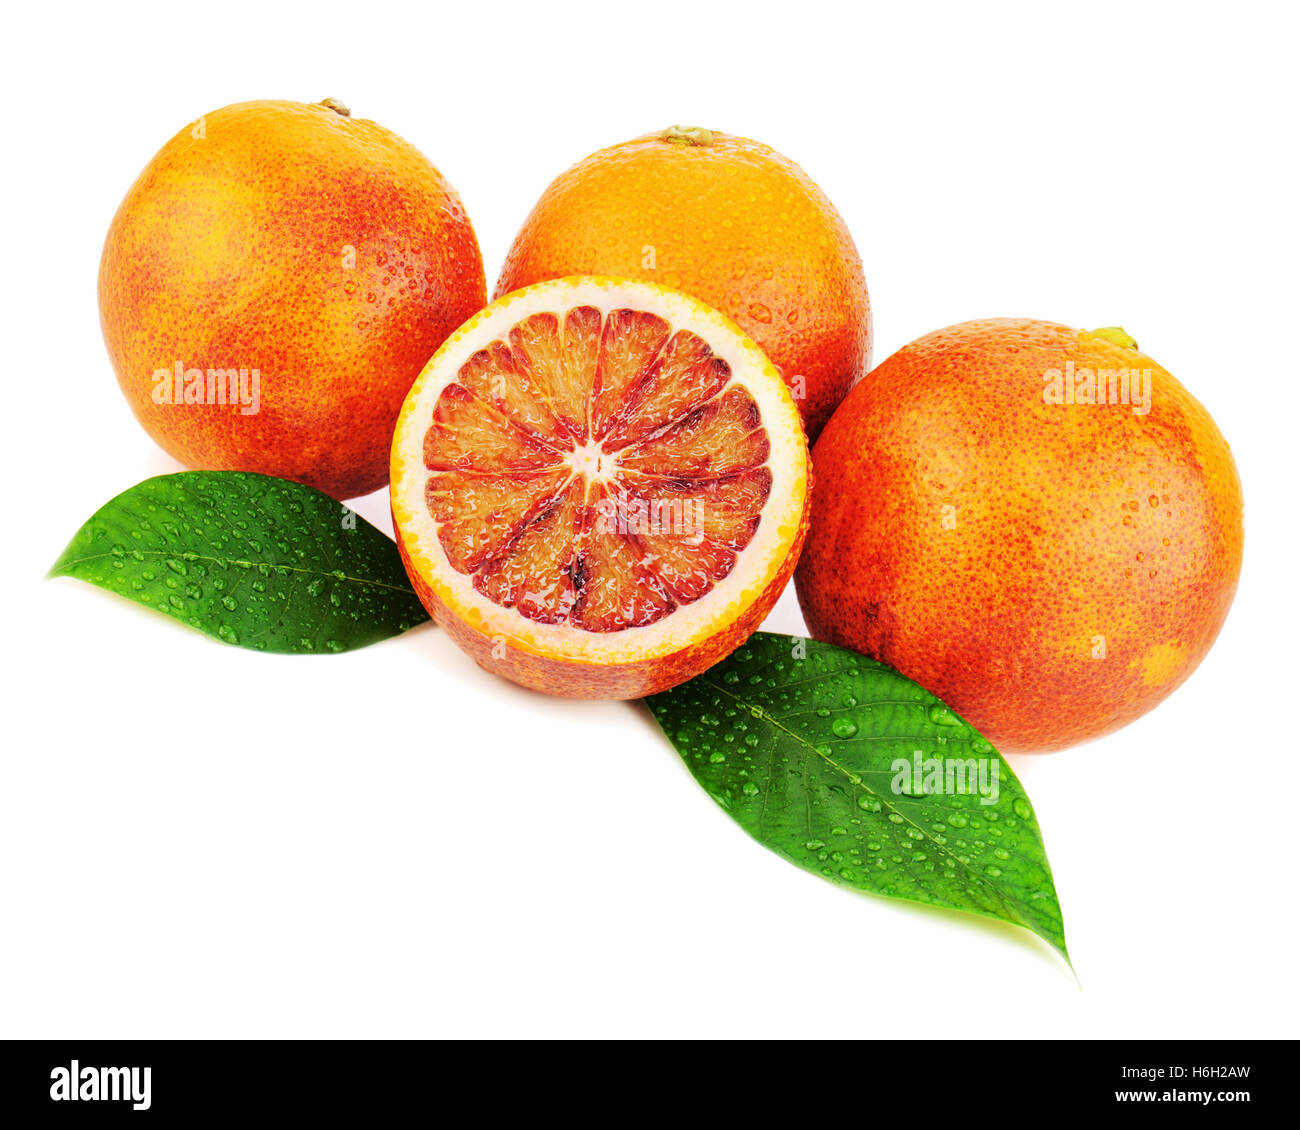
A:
<box><xmin>3</xmin><ymin>1</ymin><xmax>1296</xmax><ymax>1038</ymax></box>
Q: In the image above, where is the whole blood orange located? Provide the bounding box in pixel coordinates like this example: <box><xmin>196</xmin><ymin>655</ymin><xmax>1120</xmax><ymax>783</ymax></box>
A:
<box><xmin>391</xmin><ymin>277</ymin><xmax>811</xmax><ymax>698</ymax></box>
<box><xmin>495</xmin><ymin>126</ymin><xmax>869</xmax><ymax>439</ymax></box>
<box><xmin>99</xmin><ymin>98</ymin><xmax>486</xmax><ymax>499</ymax></box>
<box><xmin>794</xmin><ymin>319</ymin><xmax>1244</xmax><ymax>752</ymax></box>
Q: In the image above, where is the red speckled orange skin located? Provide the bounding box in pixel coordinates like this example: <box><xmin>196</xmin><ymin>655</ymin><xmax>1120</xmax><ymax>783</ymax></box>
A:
<box><xmin>393</xmin><ymin>457</ymin><xmax>811</xmax><ymax>699</ymax></box>
<box><xmin>795</xmin><ymin>319</ymin><xmax>1244</xmax><ymax>752</ymax></box>
<box><xmin>495</xmin><ymin>129</ymin><xmax>869</xmax><ymax>439</ymax></box>
<box><xmin>99</xmin><ymin>99</ymin><xmax>486</xmax><ymax>499</ymax></box>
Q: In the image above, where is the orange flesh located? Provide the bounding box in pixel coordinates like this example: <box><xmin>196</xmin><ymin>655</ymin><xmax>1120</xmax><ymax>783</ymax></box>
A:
<box><xmin>422</xmin><ymin>306</ymin><xmax>773</xmax><ymax>631</ymax></box>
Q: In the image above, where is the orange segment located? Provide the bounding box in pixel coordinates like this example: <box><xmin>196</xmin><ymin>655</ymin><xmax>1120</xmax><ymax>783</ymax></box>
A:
<box><xmin>423</xmin><ymin>384</ymin><xmax>564</xmax><ymax>473</ymax></box>
<box><xmin>623</xmin><ymin>468</ymin><xmax>771</xmax><ymax>549</ymax></box>
<box><xmin>457</xmin><ymin>341</ymin><xmax>566</xmax><ymax>445</ymax></box>
<box><xmin>561</xmin><ymin>306</ymin><xmax>603</xmax><ymax>435</ymax></box>
<box><xmin>618</xmin><ymin>386</ymin><xmax>770</xmax><ymax>478</ymax></box>
<box><xmin>426</xmin><ymin>469</ymin><xmax>569</xmax><ymax>573</ymax></box>
<box><xmin>619</xmin><ymin>471</ymin><xmax>770</xmax><ymax>602</ymax></box>
<box><xmin>508</xmin><ymin>313</ymin><xmax>588</xmax><ymax>443</ymax></box>
<box><xmin>572</xmin><ymin>481</ymin><xmax>676</xmax><ymax>632</ymax></box>
<box><xmin>603</xmin><ymin>330</ymin><xmax>731</xmax><ymax>451</ymax></box>
<box><xmin>590</xmin><ymin>310</ymin><xmax>671</xmax><ymax>437</ymax></box>
<box><xmin>629</xmin><ymin>518</ymin><xmax>736</xmax><ymax>604</ymax></box>
<box><xmin>474</xmin><ymin>475</ymin><xmax>587</xmax><ymax>623</ymax></box>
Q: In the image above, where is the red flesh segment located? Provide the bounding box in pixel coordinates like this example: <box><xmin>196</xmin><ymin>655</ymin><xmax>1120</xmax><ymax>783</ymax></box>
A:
<box><xmin>590</xmin><ymin>310</ymin><xmax>671</xmax><ymax>438</ymax></box>
<box><xmin>618</xmin><ymin>470</ymin><xmax>771</xmax><ymax>603</ymax></box>
<box><xmin>618</xmin><ymin>386</ymin><xmax>770</xmax><ymax>478</ymax></box>
<box><xmin>426</xmin><ymin>469</ymin><xmax>569</xmax><ymax>573</ymax></box>
<box><xmin>508</xmin><ymin>313</ymin><xmax>588</xmax><ymax>443</ymax></box>
<box><xmin>623</xmin><ymin>468</ymin><xmax>771</xmax><ymax>549</ymax></box>
<box><xmin>424</xmin><ymin>384</ymin><xmax>564</xmax><ymax>473</ymax></box>
<box><xmin>602</xmin><ymin>330</ymin><xmax>731</xmax><ymax>451</ymax></box>
<box><xmin>562</xmin><ymin>306</ymin><xmax>602</xmax><ymax>438</ymax></box>
<box><xmin>457</xmin><ymin>341</ymin><xmax>567</xmax><ymax>445</ymax></box>
<box><xmin>570</xmin><ymin>480</ymin><xmax>676</xmax><ymax>632</ymax></box>
<box><xmin>474</xmin><ymin>475</ymin><xmax>588</xmax><ymax>623</ymax></box>
<box><xmin>628</xmin><ymin>517</ymin><xmax>734</xmax><ymax>603</ymax></box>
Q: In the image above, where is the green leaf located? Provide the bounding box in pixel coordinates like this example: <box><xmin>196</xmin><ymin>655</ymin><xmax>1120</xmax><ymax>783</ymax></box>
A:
<box><xmin>645</xmin><ymin>632</ymin><xmax>1070</xmax><ymax>962</ymax></box>
<box><xmin>49</xmin><ymin>471</ymin><xmax>429</xmax><ymax>654</ymax></box>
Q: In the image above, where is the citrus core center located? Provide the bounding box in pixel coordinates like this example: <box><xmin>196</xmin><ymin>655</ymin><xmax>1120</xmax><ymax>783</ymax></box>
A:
<box><xmin>567</xmin><ymin>440</ymin><xmax>617</xmax><ymax>482</ymax></box>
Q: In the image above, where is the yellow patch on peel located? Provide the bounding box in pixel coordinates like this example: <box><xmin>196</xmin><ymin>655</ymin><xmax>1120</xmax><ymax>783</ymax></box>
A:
<box><xmin>1138</xmin><ymin>641</ymin><xmax>1187</xmax><ymax>688</ymax></box>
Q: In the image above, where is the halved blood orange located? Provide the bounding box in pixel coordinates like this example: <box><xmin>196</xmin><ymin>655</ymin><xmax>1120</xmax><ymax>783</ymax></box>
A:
<box><xmin>391</xmin><ymin>277</ymin><xmax>811</xmax><ymax>698</ymax></box>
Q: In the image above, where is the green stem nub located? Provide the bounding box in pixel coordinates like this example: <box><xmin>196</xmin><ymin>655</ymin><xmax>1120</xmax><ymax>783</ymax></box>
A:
<box><xmin>660</xmin><ymin>124</ymin><xmax>714</xmax><ymax>146</ymax></box>
<box><xmin>1090</xmin><ymin>326</ymin><xmax>1139</xmax><ymax>350</ymax></box>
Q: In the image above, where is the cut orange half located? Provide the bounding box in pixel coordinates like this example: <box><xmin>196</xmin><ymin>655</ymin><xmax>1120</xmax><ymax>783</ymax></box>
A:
<box><xmin>391</xmin><ymin>277</ymin><xmax>811</xmax><ymax>698</ymax></box>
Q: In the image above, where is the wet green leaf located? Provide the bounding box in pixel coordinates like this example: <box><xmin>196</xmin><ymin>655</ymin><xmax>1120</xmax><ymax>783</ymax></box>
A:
<box><xmin>646</xmin><ymin>632</ymin><xmax>1069</xmax><ymax>962</ymax></box>
<box><xmin>49</xmin><ymin>471</ymin><xmax>428</xmax><ymax>654</ymax></box>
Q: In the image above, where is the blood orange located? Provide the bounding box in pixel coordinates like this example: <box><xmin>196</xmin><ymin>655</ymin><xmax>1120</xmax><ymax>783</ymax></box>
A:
<box><xmin>99</xmin><ymin>98</ymin><xmax>485</xmax><ymax>499</ymax></box>
<box><xmin>391</xmin><ymin>277</ymin><xmax>811</xmax><ymax>698</ymax></box>
<box><xmin>496</xmin><ymin>126</ymin><xmax>870</xmax><ymax>438</ymax></box>
<box><xmin>795</xmin><ymin>319</ymin><xmax>1243</xmax><ymax>752</ymax></box>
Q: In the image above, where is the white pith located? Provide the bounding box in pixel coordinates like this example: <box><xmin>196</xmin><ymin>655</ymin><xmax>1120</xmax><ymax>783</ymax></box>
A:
<box><xmin>566</xmin><ymin>440</ymin><xmax>616</xmax><ymax>482</ymax></box>
<box><xmin>391</xmin><ymin>276</ymin><xmax>808</xmax><ymax>665</ymax></box>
